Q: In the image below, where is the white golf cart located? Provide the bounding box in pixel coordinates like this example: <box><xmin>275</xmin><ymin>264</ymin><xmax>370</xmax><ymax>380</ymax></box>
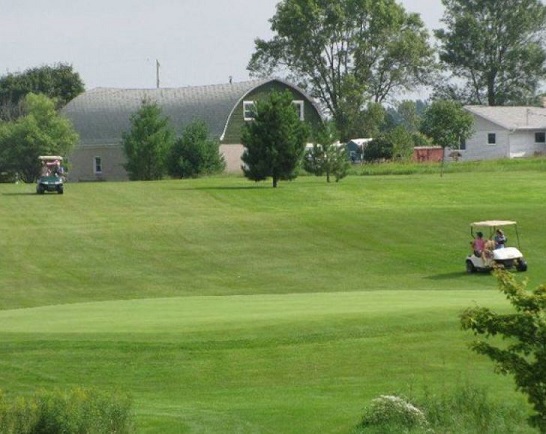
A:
<box><xmin>36</xmin><ymin>156</ymin><xmax>64</xmax><ymax>194</ymax></box>
<box><xmin>466</xmin><ymin>220</ymin><xmax>527</xmax><ymax>273</ymax></box>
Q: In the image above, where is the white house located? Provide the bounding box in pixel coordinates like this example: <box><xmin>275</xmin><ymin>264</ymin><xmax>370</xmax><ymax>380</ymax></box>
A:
<box><xmin>459</xmin><ymin>105</ymin><xmax>546</xmax><ymax>160</ymax></box>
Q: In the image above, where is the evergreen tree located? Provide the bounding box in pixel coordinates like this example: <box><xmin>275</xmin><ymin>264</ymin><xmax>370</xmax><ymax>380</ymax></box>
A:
<box><xmin>241</xmin><ymin>91</ymin><xmax>309</xmax><ymax>188</ymax></box>
<box><xmin>304</xmin><ymin>122</ymin><xmax>349</xmax><ymax>183</ymax></box>
<box><xmin>167</xmin><ymin>121</ymin><xmax>225</xmax><ymax>178</ymax></box>
<box><xmin>122</xmin><ymin>100</ymin><xmax>175</xmax><ymax>181</ymax></box>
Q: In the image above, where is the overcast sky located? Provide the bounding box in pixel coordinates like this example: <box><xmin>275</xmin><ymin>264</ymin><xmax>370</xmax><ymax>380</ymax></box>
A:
<box><xmin>1</xmin><ymin>0</ymin><xmax>444</xmax><ymax>95</ymax></box>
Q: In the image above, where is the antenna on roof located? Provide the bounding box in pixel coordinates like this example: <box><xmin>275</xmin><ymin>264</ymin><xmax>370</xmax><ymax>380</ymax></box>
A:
<box><xmin>156</xmin><ymin>59</ymin><xmax>160</xmax><ymax>89</ymax></box>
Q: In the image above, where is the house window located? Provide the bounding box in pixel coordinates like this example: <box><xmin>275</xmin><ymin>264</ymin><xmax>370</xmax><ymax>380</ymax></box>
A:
<box><xmin>292</xmin><ymin>100</ymin><xmax>304</xmax><ymax>120</ymax></box>
<box><xmin>536</xmin><ymin>132</ymin><xmax>546</xmax><ymax>143</ymax></box>
<box><xmin>487</xmin><ymin>133</ymin><xmax>496</xmax><ymax>145</ymax></box>
<box><xmin>459</xmin><ymin>138</ymin><xmax>466</xmax><ymax>150</ymax></box>
<box><xmin>243</xmin><ymin>101</ymin><xmax>256</xmax><ymax>121</ymax></box>
<box><xmin>94</xmin><ymin>156</ymin><xmax>102</xmax><ymax>174</ymax></box>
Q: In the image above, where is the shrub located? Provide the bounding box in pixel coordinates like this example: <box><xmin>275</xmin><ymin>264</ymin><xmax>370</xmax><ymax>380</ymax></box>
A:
<box><xmin>0</xmin><ymin>387</ymin><xmax>134</xmax><ymax>434</ymax></box>
<box><xmin>359</xmin><ymin>394</ymin><xmax>428</xmax><ymax>432</ymax></box>
<box><xmin>419</xmin><ymin>383</ymin><xmax>530</xmax><ymax>433</ymax></box>
<box><xmin>356</xmin><ymin>384</ymin><xmax>531</xmax><ymax>434</ymax></box>
<box><xmin>363</xmin><ymin>136</ymin><xmax>393</xmax><ymax>162</ymax></box>
<box><xmin>167</xmin><ymin>120</ymin><xmax>225</xmax><ymax>179</ymax></box>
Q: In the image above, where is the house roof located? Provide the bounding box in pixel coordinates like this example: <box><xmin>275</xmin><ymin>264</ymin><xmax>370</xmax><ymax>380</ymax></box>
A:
<box><xmin>465</xmin><ymin>105</ymin><xmax>546</xmax><ymax>131</ymax></box>
<box><xmin>348</xmin><ymin>138</ymin><xmax>373</xmax><ymax>146</ymax></box>
<box><xmin>62</xmin><ymin>78</ymin><xmax>322</xmax><ymax>145</ymax></box>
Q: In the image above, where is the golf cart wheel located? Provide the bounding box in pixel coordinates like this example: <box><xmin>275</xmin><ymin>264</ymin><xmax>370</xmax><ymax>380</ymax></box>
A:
<box><xmin>466</xmin><ymin>260</ymin><xmax>476</xmax><ymax>274</ymax></box>
<box><xmin>517</xmin><ymin>259</ymin><xmax>528</xmax><ymax>272</ymax></box>
<box><xmin>57</xmin><ymin>186</ymin><xmax>64</xmax><ymax>194</ymax></box>
<box><xmin>37</xmin><ymin>185</ymin><xmax>45</xmax><ymax>194</ymax></box>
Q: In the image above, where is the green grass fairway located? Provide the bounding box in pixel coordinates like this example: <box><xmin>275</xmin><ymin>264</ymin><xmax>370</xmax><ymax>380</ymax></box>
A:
<box><xmin>0</xmin><ymin>172</ymin><xmax>544</xmax><ymax>432</ymax></box>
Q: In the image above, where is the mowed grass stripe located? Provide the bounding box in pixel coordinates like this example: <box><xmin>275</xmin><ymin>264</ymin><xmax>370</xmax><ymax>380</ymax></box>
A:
<box><xmin>0</xmin><ymin>290</ymin><xmax>507</xmax><ymax>334</ymax></box>
<box><xmin>3</xmin><ymin>173</ymin><xmax>545</xmax><ymax>310</ymax></box>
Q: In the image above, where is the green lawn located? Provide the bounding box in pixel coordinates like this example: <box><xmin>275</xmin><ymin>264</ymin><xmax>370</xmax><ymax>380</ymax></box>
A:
<box><xmin>0</xmin><ymin>172</ymin><xmax>543</xmax><ymax>432</ymax></box>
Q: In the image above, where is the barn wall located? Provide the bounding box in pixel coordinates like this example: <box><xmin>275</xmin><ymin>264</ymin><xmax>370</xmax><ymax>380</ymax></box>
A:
<box><xmin>220</xmin><ymin>144</ymin><xmax>245</xmax><ymax>172</ymax></box>
<box><xmin>68</xmin><ymin>144</ymin><xmax>128</xmax><ymax>182</ymax></box>
<box><xmin>222</xmin><ymin>81</ymin><xmax>322</xmax><ymax>144</ymax></box>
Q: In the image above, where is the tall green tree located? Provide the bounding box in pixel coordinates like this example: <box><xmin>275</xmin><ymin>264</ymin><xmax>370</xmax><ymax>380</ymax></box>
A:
<box><xmin>304</xmin><ymin>122</ymin><xmax>349</xmax><ymax>183</ymax></box>
<box><xmin>420</xmin><ymin>100</ymin><xmax>473</xmax><ymax>175</ymax></box>
<box><xmin>248</xmin><ymin>0</ymin><xmax>435</xmax><ymax>141</ymax></box>
<box><xmin>385</xmin><ymin>100</ymin><xmax>426</xmax><ymax>133</ymax></box>
<box><xmin>0</xmin><ymin>63</ymin><xmax>85</xmax><ymax>121</ymax></box>
<box><xmin>167</xmin><ymin>120</ymin><xmax>225</xmax><ymax>179</ymax></box>
<box><xmin>435</xmin><ymin>0</ymin><xmax>546</xmax><ymax>105</ymax></box>
<box><xmin>461</xmin><ymin>269</ymin><xmax>546</xmax><ymax>433</ymax></box>
<box><xmin>0</xmin><ymin>93</ymin><xmax>79</xmax><ymax>182</ymax></box>
<box><xmin>241</xmin><ymin>91</ymin><xmax>309</xmax><ymax>188</ymax></box>
<box><xmin>346</xmin><ymin>101</ymin><xmax>387</xmax><ymax>141</ymax></box>
<box><xmin>386</xmin><ymin>126</ymin><xmax>414</xmax><ymax>162</ymax></box>
<box><xmin>122</xmin><ymin>100</ymin><xmax>175</xmax><ymax>181</ymax></box>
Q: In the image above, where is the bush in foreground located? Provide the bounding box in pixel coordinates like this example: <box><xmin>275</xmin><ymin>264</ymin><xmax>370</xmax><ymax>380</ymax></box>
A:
<box><xmin>358</xmin><ymin>394</ymin><xmax>428</xmax><ymax>433</ymax></box>
<box><xmin>356</xmin><ymin>384</ymin><xmax>531</xmax><ymax>433</ymax></box>
<box><xmin>421</xmin><ymin>383</ymin><xmax>530</xmax><ymax>433</ymax></box>
<box><xmin>0</xmin><ymin>387</ymin><xmax>134</xmax><ymax>433</ymax></box>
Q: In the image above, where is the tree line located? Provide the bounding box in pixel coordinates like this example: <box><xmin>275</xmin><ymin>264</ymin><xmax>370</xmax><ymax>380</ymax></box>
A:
<box><xmin>248</xmin><ymin>0</ymin><xmax>546</xmax><ymax>141</ymax></box>
<box><xmin>1</xmin><ymin>0</ymin><xmax>545</xmax><ymax>184</ymax></box>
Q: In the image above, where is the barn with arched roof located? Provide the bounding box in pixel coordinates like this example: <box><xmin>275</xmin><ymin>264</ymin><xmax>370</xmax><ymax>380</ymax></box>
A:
<box><xmin>62</xmin><ymin>78</ymin><xmax>323</xmax><ymax>181</ymax></box>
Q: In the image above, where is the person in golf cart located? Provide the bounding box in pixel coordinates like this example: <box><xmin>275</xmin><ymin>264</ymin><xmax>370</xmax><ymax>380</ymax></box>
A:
<box><xmin>40</xmin><ymin>160</ymin><xmax>50</xmax><ymax>176</ymax></box>
<box><xmin>471</xmin><ymin>232</ymin><xmax>486</xmax><ymax>257</ymax></box>
<box><xmin>46</xmin><ymin>158</ymin><xmax>63</xmax><ymax>177</ymax></box>
<box><xmin>494</xmin><ymin>229</ymin><xmax>507</xmax><ymax>249</ymax></box>
<box><xmin>40</xmin><ymin>159</ymin><xmax>60</xmax><ymax>175</ymax></box>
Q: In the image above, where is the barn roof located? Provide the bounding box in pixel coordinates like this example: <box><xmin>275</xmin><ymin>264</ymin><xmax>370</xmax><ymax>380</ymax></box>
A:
<box><xmin>62</xmin><ymin>78</ymin><xmax>322</xmax><ymax>145</ymax></box>
<box><xmin>465</xmin><ymin>105</ymin><xmax>546</xmax><ymax>131</ymax></box>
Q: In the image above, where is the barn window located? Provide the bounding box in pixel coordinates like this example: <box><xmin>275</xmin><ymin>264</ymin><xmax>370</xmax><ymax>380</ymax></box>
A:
<box><xmin>94</xmin><ymin>156</ymin><xmax>102</xmax><ymax>174</ymax></box>
<box><xmin>292</xmin><ymin>100</ymin><xmax>304</xmax><ymax>120</ymax></box>
<box><xmin>243</xmin><ymin>101</ymin><xmax>256</xmax><ymax>121</ymax></box>
<box><xmin>487</xmin><ymin>133</ymin><xmax>496</xmax><ymax>145</ymax></box>
<box><xmin>536</xmin><ymin>132</ymin><xmax>546</xmax><ymax>143</ymax></box>
<box><xmin>244</xmin><ymin>99</ymin><xmax>304</xmax><ymax>121</ymax></box>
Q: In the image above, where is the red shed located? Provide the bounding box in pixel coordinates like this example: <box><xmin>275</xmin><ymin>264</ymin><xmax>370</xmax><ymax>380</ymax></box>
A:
<box><xmin>413</xmin><ymin>146</ymin><xmax>443</xmax><ymax>163</ymax></box>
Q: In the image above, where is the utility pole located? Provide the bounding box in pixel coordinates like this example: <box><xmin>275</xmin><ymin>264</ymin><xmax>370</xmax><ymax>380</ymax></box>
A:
<box><xmin>156</xmin><ymin>59</ymin><xmax>160</xmax><ymax>89</ymax></box>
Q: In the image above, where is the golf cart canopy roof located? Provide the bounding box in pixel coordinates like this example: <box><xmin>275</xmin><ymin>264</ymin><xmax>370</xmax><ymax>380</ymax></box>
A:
<box><xmin>38</xmin><ymin>156</ymin><xmax>63</xmax><ymax>161</ymax></box>
<box><xmin>471</xmin><ymin>220</ymin><xmax>517</xmax><ymax>227</ymax></box>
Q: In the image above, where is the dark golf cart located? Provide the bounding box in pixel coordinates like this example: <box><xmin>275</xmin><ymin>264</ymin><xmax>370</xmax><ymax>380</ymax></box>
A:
<box><xmin>36</xmin><ymin>156</ymin><xmax>64</xmax><ymax>195</ymax></box>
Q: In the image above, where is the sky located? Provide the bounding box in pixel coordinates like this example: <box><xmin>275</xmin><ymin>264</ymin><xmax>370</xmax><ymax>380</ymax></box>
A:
<box><xmin>1</xmin><ymin>0</ymin><xmax>444</xmax><ymax>96</ymax></box>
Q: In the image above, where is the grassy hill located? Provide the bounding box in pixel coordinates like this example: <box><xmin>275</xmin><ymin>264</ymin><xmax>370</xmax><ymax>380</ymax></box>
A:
<box><xmin>0</xmin><ymin>172</ymin><xmax>543</xmax><ymax>432</ymax></box>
